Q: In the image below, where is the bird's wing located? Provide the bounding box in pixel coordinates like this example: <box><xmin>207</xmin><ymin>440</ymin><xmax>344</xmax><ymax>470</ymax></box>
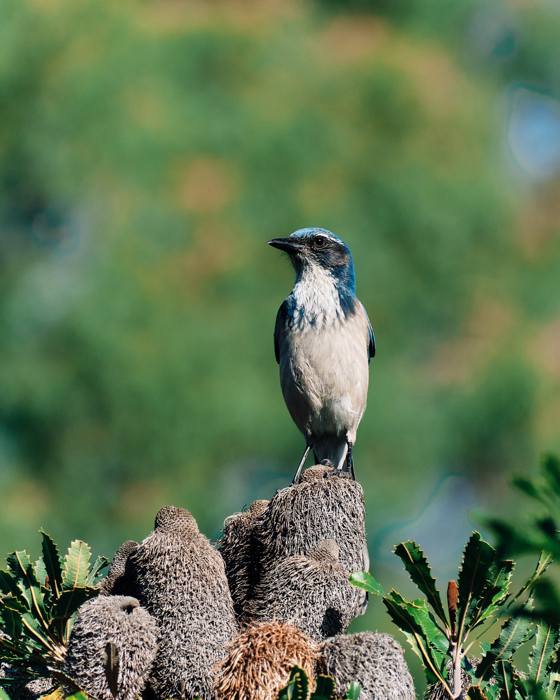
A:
<box><xmin>274</xmin><ymin>300</ymin><xmax>289</xmax><ymax>364</ymax></box>
<box><xmin>358</xmin><ymin>301</ymin><xmax>376</xmax><ymax>361</ymax></box>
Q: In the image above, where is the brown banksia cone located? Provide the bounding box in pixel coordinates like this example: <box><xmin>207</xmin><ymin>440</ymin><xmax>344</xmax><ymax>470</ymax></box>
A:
<box><xmin>214</xmin><ymin>621</ymin><xmax>319</xmax><ymax>700</ymax></box>
<box><xmin>99</xmin><ymin>540</ymin><xmax>138</xmax><ymax>596</ymax></box>
<box><xmin>218</xmin><ymin>499</ymin><xmax>269</xmax><ymax>618</ymax></box>
<box><xmin>244</xmin><ymin>539</ymin><xmax>365</xmax><ymax>640</ymax></box>
<box><xmin>319</xmin><ymin>632</ymin><xmax>415</xmax><ymax>700</ymax></box>
<box><xmin>64</xmin><ymin>595</ymin><xmax>158</xmax><ymax>700</ymax></box>
<box><xmin>252</xmin><ymin>466</ymin><xmax>368</xmax><ymax>603</ymax></box>
<box><xmin>130</xmin><ymin>505</ymin><xmax>237</xmax><ymax>699</ymax></box>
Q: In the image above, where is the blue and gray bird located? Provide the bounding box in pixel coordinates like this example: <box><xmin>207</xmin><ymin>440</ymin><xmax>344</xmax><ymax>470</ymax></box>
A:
<box><xmin>269</xmin><ymin>227</ymin><xmax>375</xmax><ymax>482</ymax></box>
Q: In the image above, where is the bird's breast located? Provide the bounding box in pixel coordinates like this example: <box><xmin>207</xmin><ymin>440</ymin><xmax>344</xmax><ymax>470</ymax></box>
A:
<box><xmin>278</xmin><ymin>310</ymin><xmax>370</xmax><ymax>437</ymax></box>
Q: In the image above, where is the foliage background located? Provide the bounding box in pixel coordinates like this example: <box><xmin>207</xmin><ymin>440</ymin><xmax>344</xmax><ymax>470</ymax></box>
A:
<box><xmin>1</xmin><ymin>0</ymin><xmax>559</xmax><ymax>691</ymax></box>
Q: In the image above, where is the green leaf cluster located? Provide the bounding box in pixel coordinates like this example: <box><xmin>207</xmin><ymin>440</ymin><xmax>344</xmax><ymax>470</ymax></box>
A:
<box><xmin>486</xmin><ymin>455</ymin><xmax>560</xmax><ymax>628</ymax></box>
<box><xmin>350</xmin><ymin>534</ymin><xmax>558</xmax><ymax>699</ymax></box>
<box><xmin>277</xmin><ymin>666</ymin><xmax>361</xmax><ymax>700</ymax></box>
<box><xmin>0</xmin><ymin>530</ymin><xmax>106</xmax><ymax>693</ymax></box>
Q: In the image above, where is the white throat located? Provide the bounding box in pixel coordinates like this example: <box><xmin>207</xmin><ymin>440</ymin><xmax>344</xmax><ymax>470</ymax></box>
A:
<box><xmin>292</xmin><ymin>264</ymin><xmax>342</xmax><ymax>326</ymax></box>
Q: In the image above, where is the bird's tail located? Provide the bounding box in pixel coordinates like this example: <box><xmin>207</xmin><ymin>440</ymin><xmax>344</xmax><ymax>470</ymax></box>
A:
<box><xmin>313</xmin><ymin>437</ymin><xmax>348</xmax><ymax>470</ymax></box>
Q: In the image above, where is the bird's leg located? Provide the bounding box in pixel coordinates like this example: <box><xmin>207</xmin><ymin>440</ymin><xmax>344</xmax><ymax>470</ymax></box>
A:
<box><xmin>346</xmin><ymin>441</ymin><xmax>355</xmax><ymax>480</ymax></box>
<box><xmin>292</xmin><ymin>444</ymin><xmax>311</xmax><ymax>484</ymax></box>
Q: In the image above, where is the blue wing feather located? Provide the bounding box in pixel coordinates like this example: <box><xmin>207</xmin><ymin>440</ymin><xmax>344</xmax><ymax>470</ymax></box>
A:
<box><xmin>274</xmin><ymin>300</ymin><xmax>289</xmax><ymax>364</ymax></box>
<box><xmin>360</xmin><ymin>301</ymin><xmax>375</xmax><ymax>361</ymax></box>
<box><xmin>368</xmin><ymin>320</ymin><xmax>376</xmax><ymax>361</ymax></box>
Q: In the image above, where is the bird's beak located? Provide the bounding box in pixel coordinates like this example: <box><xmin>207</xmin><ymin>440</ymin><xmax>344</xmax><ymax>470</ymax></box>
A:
<box><xmin>268</xmin><ymin>237</ymin><xmax>302</xmax><ymax>253</ymax></box>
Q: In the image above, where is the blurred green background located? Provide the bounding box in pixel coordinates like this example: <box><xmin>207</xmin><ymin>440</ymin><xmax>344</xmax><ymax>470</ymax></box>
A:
<box><xmin>1</xmin><ymin>0</ymin><xmax>560</xmax><ymax>690</ymax></box>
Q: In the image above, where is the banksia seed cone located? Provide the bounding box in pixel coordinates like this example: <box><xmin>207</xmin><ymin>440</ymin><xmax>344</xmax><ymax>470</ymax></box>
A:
<box><xmin>257</xmin><ymin>466</ymin><xmax>368</xmax><ymax>573</ymax></box>
<box><xmin>99</xmin><ymin>540</ymin><xmax>138</xmax><ymax>596</ymax></box>
<box><xmin>214</xmin><ymin>621</ymin><xmax>318</xmax><ymax>700</ymax></box>
<box><xmin>64</xmin><ymin>595</ymin><xmax>158</xmax><ymax>700</ymax></box>
<box><xmin>244</xmin><ymin>539</ymin><xmax>364</xmax><ymax>640</ymax></box>
<box><xmin>130</xmin><ymin>505</ymin><xmax>237</xmax><ymax>699</ymax></box>
<box><xmin>218</xmin><ymin>499</ymin><xmax>269</xmax><ymax>617</ymax></box>
<box><xmin>319</xmin><ymin>632</ymin><xmax>415</xmax><ymax>700</ymax></box>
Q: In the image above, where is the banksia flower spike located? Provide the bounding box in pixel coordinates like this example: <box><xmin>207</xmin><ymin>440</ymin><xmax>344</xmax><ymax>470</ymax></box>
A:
<box><xmin>99</xmin><ymin>540</ymin><xmax>138</xmax><ymax>597</ymax></box>
<box><xmin>214</xmin><ymin>621</ymin><xmax>318</xmax><ymax>700</ymax></box>
<box><xmin>218</xmin><ymin>499</ymin><xmax>269</xmax><ymax>618</ymax></box>
<box><xmin>64</xmin><ymin>595</ymin><xmax>158</xmax><ymax>700</ymax></box>
<box><xmin>244</xmin><ymin>539</ymin><xmax>365</xmax><ymax>640</ymax></box>
<box><xmin>130</xmin><ymin>505</ymin><xmax>237</xmax><ymax>699</ymax></box>
<box><xmin>319</xmin><ymin>632</ymin><xmax>415</xmax><ymax>700</ymax></box>
<box><xmin>256</xmin><ymin>466</ymin><xmax>369</xmax><ymax>576</ymax></box>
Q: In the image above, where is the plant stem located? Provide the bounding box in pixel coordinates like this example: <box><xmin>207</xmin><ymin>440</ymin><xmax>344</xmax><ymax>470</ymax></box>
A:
<box><xmin>450</xmin><ymin>639</ymin><xmax>463</xmax><ymax>700</ymax></box>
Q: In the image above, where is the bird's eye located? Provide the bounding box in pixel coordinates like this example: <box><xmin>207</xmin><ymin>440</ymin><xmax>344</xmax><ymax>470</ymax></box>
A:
<box><xmin>313</xmin><ymin>235</ymin><xmax>328</xmax><ymax>249</ymax></box>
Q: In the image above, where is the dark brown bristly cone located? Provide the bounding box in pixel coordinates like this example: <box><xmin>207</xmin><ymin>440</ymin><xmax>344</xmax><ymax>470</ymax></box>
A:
<box><xmin>217</xmin><ymin>499</ymin><xmax>270</xmax><ymax>618</ymax></box>
<box><xmin>247</xmin><ymin>465</ymin><xmax>369</xmax><ymax>618</ymax></box>
<box><xmin>243</xmin><ymin>539</ymin><xmax>365</xmax><ymax>641</ymax></box>
<box><xmin>99</xmin><ymin>540</ymin><xmax>139</xmax><ymax>597</ymax></box>
<box><xmin>214</xmin><ymin>621</ymin><xmax>319</xmax><ymax>700</ymax></box>
<box><xmin>130</xmin><ymin>505</ymin><xmax>237</xmax><ymax>700</ymax></box>
<box><xmin>64</xmin><ymin>596</ymin><xmax>158</xmax><ymax>700</ymax></box>
<box><xmin>319</xmin><ymin>632</ymin><xmax>415</xmax><ymax>700</ymax></box>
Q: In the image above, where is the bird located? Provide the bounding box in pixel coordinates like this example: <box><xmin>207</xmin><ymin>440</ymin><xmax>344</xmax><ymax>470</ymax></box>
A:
<box><xmin>268</xmin><ymin>227</ymin><xmax>375</xmax><ymax>483</ymax></box>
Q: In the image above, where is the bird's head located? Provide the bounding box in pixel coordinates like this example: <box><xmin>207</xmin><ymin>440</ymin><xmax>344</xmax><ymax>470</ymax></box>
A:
<box><xmin>268</xmin><ymin>227</ymin><xmax>355</xmax><ymax>293</ymax></box>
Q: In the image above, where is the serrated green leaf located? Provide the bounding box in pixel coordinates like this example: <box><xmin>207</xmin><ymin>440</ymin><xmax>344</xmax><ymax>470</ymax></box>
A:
<box><xmin>475</xmin><ymin>614</ymin><xmax>534</xmax><ymax>681</ymax></box>
<box><xmin>62</xmin><ymin>541</ymin><xmax>91</xmax><ymax>590</ymax></box>
<box><xmin>278</xmin><ymin>666</ymin><xmax>309</xmax><ymax>700</ymax></box>
<box><xmin>383</xmin><ymin>591</ymin><xmax>450</xmax><ymax>689</ymax></box>
<box><xmin>51</xmin><ymin>587</ymin><xmax>96</xmax><ymax>621</ymax></box>
<box><xmin>5</xmin><ymin>551</ymin><xmax>47</xmax><ymax>633</ymax></box>
<box><xmin>0</xmin><ymin>688</ymin><xmax>12</xmax><ymax>700</ymax></box>
<box><xmin>471</xmin><ymin>559</ymin><xmax>515</xmax><ymax>628</ymax></box>
<box><xmin>40</xmin><ymin>531</ymin><xmax>63</xmax><ymax>599</ymax></box>
<box><xmin>345</xmin><ymin>682</ymin><xmax>361</xmax><ymax>699</ymax></box>
<box><xmin>0</xmin><ymin>596</ymin><xmax>24</xmax><ymax>641</ymax></box>
<box><xmin>528</xmin><ymin>624</ymin><xmax>558</xmax><ymax>684</ymax></box>
<box><xmin>34</xmin><ymin>558</ymin><xmax>47</xmax><ymax>587</ymax></box>
<box><xmin>394</xmin><ymin>541</ymin><xmax>447</xmax><ymax>624</ymax></box>
<box><xmin>50</xmin><ymin>587</ymin><xmax>97</xmax><ymax>645</ymax></box>
<box><xmin>311</xmin><ymin>674</ymin><xmax>335</xmax><ymax>699</ymax></box>
<box><xmin>349</xmin><ymin>571</ymin><xmax>384</xmax><ymax>597</ymax></box>
<box><xmin>0</xmin><ymin>573</ymin><xmax>20</xmax><ymax>599</ymax></box>
<box><xmin>86</xmin><ymin>555</ymin><xmax>109</xmax><ymax>586</ymax></box>
<box><xmin>457</xmin><ymin>532</ymin><xmax>496</xmax><ymax>636</ymax></box>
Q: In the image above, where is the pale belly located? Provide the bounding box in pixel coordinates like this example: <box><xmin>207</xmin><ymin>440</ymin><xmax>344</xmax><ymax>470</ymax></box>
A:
<box><xmin>279</xmin><ymin>317</ymin><xmax>369</xmax><ymax>441</ymax></box>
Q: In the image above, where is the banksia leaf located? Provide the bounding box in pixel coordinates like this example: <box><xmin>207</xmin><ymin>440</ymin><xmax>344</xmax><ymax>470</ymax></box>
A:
<box><xmin>528</xmin><ymin>624</ymin><xmax>558</xmax><ymax>683</ymax></box>
<box><xmin>345</xmin><ymin>682</ymin><xmax>361</xmax><ymax>699</ymax></box>
<box><xmin>475</xmin><ymin>614</ymin><xmax>533</xmax><ymax>681</ymax></box>
<box><xmin>394</xmin><ymin>542</ymin><xmax>447</xmax><ymax>624</ymax></box>
<box><xmin>278</xmin><ymin>666</ymin><xmax>309</xmax><ymax>700</ymax></box>
<box><xmin>62</xmin><ymin>541</ymin><xmax>91</xmax><ymax>590</ymax></box>
<box><xmin>349</xmin><ymin>571</ymin><xmax>384</xmax><ymax>596</ymax></box>
<box><xmin>384</xmin><ymin>590</ymin><xmax>450</xmax><ymax>688</ymax></box>
<box><xmin>6</xmin><ymin>551</ymin><xmax>47</xmax><ymax>631</ymax></box>
<box><xmin>471</xmin><ymin>559</ymin><xmax>515</xmax><ymax>629</ymax></box>
<box><xmin>457</xmin><ymin>533</ymin><xmax>495</xmax><ymax>634</ymax></box>
<box><xmin>86</xmin><ymin>555</ymin><xmax>109</xmax><ymax>586</ymax></box>
<box><xmin>41</xmin><ymin>531</ymin><xmax>63</xmax><ymax>598</ymax></box>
